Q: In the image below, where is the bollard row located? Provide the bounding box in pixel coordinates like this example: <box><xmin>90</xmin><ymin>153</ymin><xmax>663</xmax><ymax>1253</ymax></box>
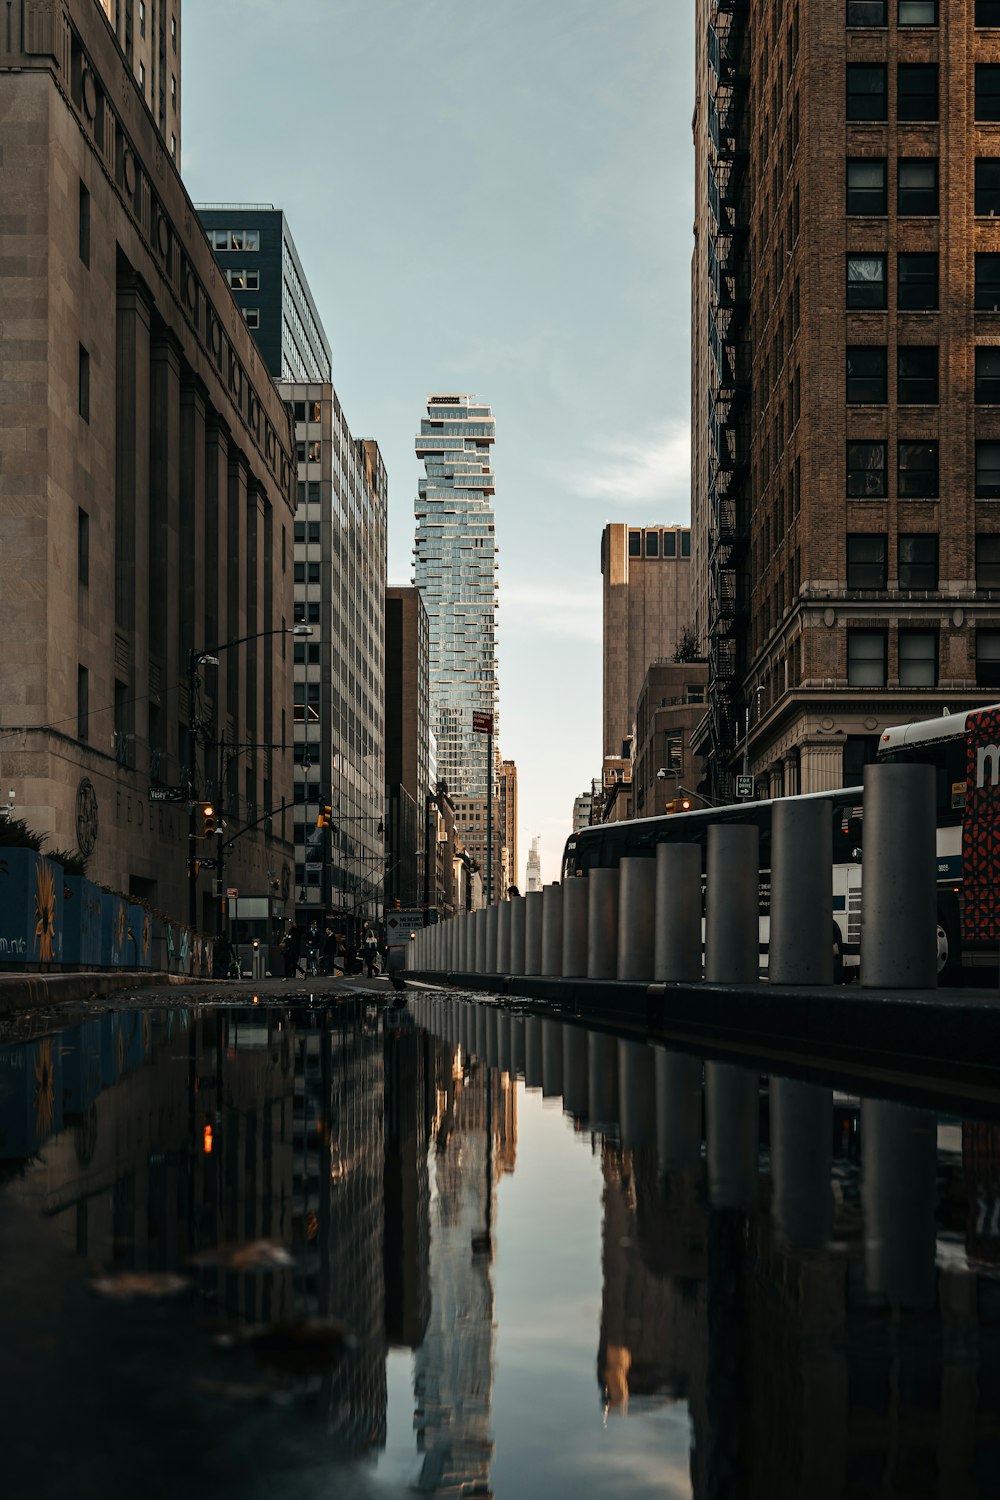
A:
<box><xmin>407</xmin><ymin>763</ymin><xmax>937</xmax><ymax>991</ymax></box>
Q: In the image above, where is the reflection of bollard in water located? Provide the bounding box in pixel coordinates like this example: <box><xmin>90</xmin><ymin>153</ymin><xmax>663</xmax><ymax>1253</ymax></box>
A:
<box><xmin>617</xmin><ymin>858</ymin><xmax>656</xmax><ymax>982</ymax></box>
<box><xmin>862</xmin><ymin>1098</ymin><xmax>937</xmax><ymax>1309</ymax></box>
<box><xmin>618</xmin><ymin>1038</ymin><xmax>657</xmax><ymax>1149</ymax></box>
<box><xmin>587</xmin><ymin>1030</ymin><xmax>619</xmax><ymax>1131</ymax></box>
<box><xmin>769</xmin><ymin>800</ymin><xmax>833</xmax><ymax>985</ymax></box>
<box><xmin>655</xmin><ymin>1051</ymin><xmax>703</xmax><ymax>1173</ymax></box>
<box><xmin>562</xmin><ymin>1023</ymin><xmax>589</xmax><ymax>1121</ymax></box>
<box><xmin>706</xmin><ymin>1060</ymin><xmax>758</xmax><ymax>1212</ymax></box>
<box><xmin>541</xmin><ymin>1018</ymin><xmax>563</xmax><ymax>1098</ymax></box>
<box><xmin>770</xmin><ymin>1076</ymin><xmax>832</xmax><ymax>1249</ymax></box>
<box><xmin>524</xmin><ymin>1015</ymin><xmax>543</xmax><ymax>1089</ymax></box>
<box><xmin>510</xmin><ymin>1014</ymin><xmax>526</xmax><ymax>1077</ymax></box>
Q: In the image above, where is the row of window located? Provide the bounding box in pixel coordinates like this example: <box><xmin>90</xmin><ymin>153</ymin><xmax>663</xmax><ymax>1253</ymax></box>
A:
<box><xmin>845</xmin><ymin>251</ymin><xmax>1000</xmax><ymax>310</ymax></box>
<box><xmin>847</xmin><ymin>1</ymin><xmax>998</xmax><ymax>24</ymax></box>
<box><xmin>847</xmin><ymin>625</ymin><xmax>1000</xmax><ymax>689</ymax></box>
<box><xmin>207</xmin><ymin>228</ymin><xmax>260</xmax><ymax>252</ymax></box>
<box><xmin>848</xmin><ymin>438</ymin><xmax>1000</xmax><ymax>497</ymax></box>
<box><xmin>226</xmin><ymin>268</ymin><xmax>259</xmax><ymax>290</ymax></box>
<box><xmin>627</xmin><ymin>529</ymin><xmax>692</xmax><ymax>559</ymax></box>
<box><xmin>847</xmin><ymin>64</ymin><xmax>1000</xmax><ymax>122</ymax></box>
<box><xmin>845</xmin><ymin>531</ymin><xmax>1000</xmax><ymax>588</ymax></box>
<box><xmin>847</xmin><ymin>157</ymin><xmax>1000</xmax><ymax>215</ymax></box>
<box><xmin>847</xmin><ymin>345</ymin><xmax>1000</xmax><ymax>405</ymax></box>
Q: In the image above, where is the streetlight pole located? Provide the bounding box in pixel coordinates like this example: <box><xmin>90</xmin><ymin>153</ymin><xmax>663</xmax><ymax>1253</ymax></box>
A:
<box><xmin>186</xmin><ymin>623</ymin><xmax>312</xmax><ymax>938</ymax></box>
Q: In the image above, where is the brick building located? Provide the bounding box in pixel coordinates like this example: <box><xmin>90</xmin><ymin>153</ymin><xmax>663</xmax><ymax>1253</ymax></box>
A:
<box><xmin>693</xmin><ymin>0</ymin><xmax>1000</xmax><ymax>799</ymax></box>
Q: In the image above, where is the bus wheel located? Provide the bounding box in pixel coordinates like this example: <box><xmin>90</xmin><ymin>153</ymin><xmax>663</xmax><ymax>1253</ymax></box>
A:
<box><xmin>937</xmin><ymin>914</ymin><xmax>962</xmax><ymax>987</ymax></box>
<box><xmin>832</xmin><ymin>924</ymin><xmax>846</xmax><ymax>985</ymax></box>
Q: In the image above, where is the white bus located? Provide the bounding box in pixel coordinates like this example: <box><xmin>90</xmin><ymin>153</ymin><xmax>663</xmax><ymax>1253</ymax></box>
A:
<box><xmin>877</xmin><ymin>703</ymin><xmax>1000</xmax><ymax>982</ymax></box>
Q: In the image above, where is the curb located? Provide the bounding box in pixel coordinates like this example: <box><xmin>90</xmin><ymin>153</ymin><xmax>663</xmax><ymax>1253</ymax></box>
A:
<box><xmin>0</xmin><ymin>970</ymin><xmax>204</xmax><ymax>1013</ymax></box>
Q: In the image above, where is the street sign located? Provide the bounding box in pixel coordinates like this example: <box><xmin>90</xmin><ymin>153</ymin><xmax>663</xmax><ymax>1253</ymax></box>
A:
<box><xmin>148</xmin><ymin>785</ymin><xmax>185</xmax><ymax>803</ymax></box>
<box><xmin>226</xmin><ymin>887</ymin><xmax>239</xmax><ymax>898</ymax></box>
<box><xmin>736</xmin><ymin>775</ymin><xmax>754</xmax><ymax>799</ymax></box>
<box><xmin>472</xmin><ymin>711</ymin><xmax>494</xmax><ymax>734</ymax></box>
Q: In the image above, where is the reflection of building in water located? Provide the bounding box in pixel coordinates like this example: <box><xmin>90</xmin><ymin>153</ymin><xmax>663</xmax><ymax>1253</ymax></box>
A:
<box><xmin>383</xmin><ymin>1018</ymin><xmax>431</xmax><ymax>1348</ymax></box>
<box><xmin>293</xmin><ymin>1009</ymin><xmax>387</xmax><ymax>1453</ymax></box>
<box><xmin>413</xmin><ymin>1035</ymin><xmax>516</xmax><ymax>1497</ymax></box>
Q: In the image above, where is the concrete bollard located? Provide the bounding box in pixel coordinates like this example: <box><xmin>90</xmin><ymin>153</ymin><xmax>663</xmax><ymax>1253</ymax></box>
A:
<box><xmin>587</xmin><ymin>868</ymin><xmax>620</xmax><ymax>980</ymax></box>
<box><xmin>497</xmin><ymin>902</ymin><xmax>512</xmax><ymax>973</ymax></box>
<box><xmin>562</xmin><ymin>878</ymin><xmax>589</xmax><ymax>978</ymax></box>
<box><xmin>524</xmin><ymin>1015</ymin><xmax>543</xmax><ymax>1089</ymax></box>
<box><xmin>655</xmin><ymin>844</ymin><xmax>702</xmax><ymax>981</ymax></box>
<box><xmin>705</xmin><ymin>1060</ymin><xmax>758</xmax><ymax>1212</ymax></box>
<box><xmin>617</xmin><ymin>857</ymin><xmax>657</xmax><ymax>982</ymax></box>
<box><xmin>655</xmin><ymin>1050</ymin><xmax>703</xmax><ymax>1172</ymax></box>
<box><xmin>541</xmin><ymin>1018</ymin><xmax>564</xmax><ymax>1099</ymax></box>
<box><xmin>509</xmin><ymin>894</ymin><xmax>527</xmax><ymax>975</ymax></box>
<box><xmin>541</xmin><ymin>883</ymin><xmax>564</xmax><ymax>976</ymax></box>
<box><xmin>618</xmin><ymin>1039</ymin><xmax>657</xmax><ymax>1149</ymax></box>
<box><xmin>705</xmin><ymin>825</ymin><xmax>759</xmax><ymax>984</ymax></box>
<box><xmin>485</xmin><ymin>905</ymin><xmax>498</xmax><ymax>975</ymax></box>
<box><xmin>524</xmin><ymin>891</ymin><xmax>544</xmax><ymax>975</ymax></box>
<box><xmin>562</xmin><ymin>1024</ymin><xmax>589</xmax><ymax>1121</ymax></box>
<box><xmin>475</xmin><ymin>910</ymin><xmax>488</xmax><ymax>974</ymax></box>
<box><xmin>860</xmin><ymin>763</ymin><xmax>937</xmax><ymax>989</ymax></box>
<box><xmin>770</xmin><ymin>1077</ymin><xmax>832</xmax><ymax>1249</ymax></box>
<box><xmin>587</xmin><ymin>1030</ymin><xmax>620</xmax><ymax>1131</ymax></box>
<box><xmin>862</xmin><ymin>1098</ymin><xmax>937</xmax><ymax>1308</ymax></box>
<box><xmin>769</xmin><ymin>799</ymin><xmax>833</xmax><ymax>985</ymax></box>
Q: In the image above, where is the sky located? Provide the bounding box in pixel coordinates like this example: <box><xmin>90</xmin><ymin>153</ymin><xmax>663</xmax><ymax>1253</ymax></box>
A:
<box><xmin>182</xmin><ymin>0</ymin><xmax>696</xmax><ymax>884</ymax></box>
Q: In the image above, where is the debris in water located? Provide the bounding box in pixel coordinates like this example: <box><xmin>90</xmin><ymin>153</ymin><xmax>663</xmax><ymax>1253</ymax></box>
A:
<box><xmin>90</xmin><ymin>1271</ymin><xmax>190</xmax><ymax>1300</ymax></box>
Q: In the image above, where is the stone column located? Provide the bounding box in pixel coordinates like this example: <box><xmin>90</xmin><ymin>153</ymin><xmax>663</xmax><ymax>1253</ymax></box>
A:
<box><xmin>562</xmin><ymin>878</ymin><xmax>589</xmax><ymax>978</ymax></box>
<box><xmin>617</xmin><ymin>857</ymin><xmax>657</xmax><ymax>982</ymax></box>
<box><xmin>496</xmin><ymin>901</ymin><xmax>511</xmax><ymax>972</ymax></box>
<box><xmin>769</xmin><ymin>799</ymin><xmax>833</xmax><ymax>985</ymax></box>
<box><xmin>509</xmin><ymin>894</ymin><xmax>526</xmax><ymax>975</ymax></box>
<box><xmin>860</xmin><ymin>763</ymin><xmax>937</xmax><ymax>989</ymax></box>
<box><xmin>705</xmin><ymin>825</ymin><xmax>759</xmax><ymax>984</ymax></box>
<box><xmin>524</xmin><ymin>891</ymin><xmax>544</xmax><ymax>975</ymax></box>
<box><xmin>541</xmin><ymin>882</ymin><xmax>563</xmax><ymax>976</ymax></box>
<box><xmin>114</xmin><ymin>274</ymin><xmax>152</xmax><ymax>750</ymax></box>
<box><xmin>655</xmin><ymin>843</ymin><xmax>702</xmax><ymax>981</ymax></box>
<box><xmin>587</xmin><ymin>868</ymin><xmax>620</xmax><ymax>980</ymax></box>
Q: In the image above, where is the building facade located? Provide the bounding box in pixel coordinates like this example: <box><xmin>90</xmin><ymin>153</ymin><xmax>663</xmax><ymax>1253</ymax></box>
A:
<box><xmin>385</xmin><ymin>586</ymin><xmax>431</xmax><ymax>912</ymax></box>
<box><xmin>413</xmin><ymin>394</ymin><xmax>499</xmax><ymax>799</ymax></box>
<box><xmin>630</xmin><ymin>661</ymin><xmax>709</xmax><ymax>819</ymax></box>
<box><xmin>601</xmin><ymin>523</ymin><xmax>693</xmax><ymax>760</ymax></box>
<box><xmin>196</xmin><ymin>205</ymin><xmax>331</xmax><ymax>383</ymax></box>
<box><xmin>95</xmin><ymin>0</ymin><xmax>181</xmax><ymax>165</ymax></box>
<box><xmin>525</xmin><ymin>837</ymin><xmax>542</xmax><ymax>893</ymax></box>
<box><xmin>572</xmin><ymin>791</ymin><xmax>594</xmax><ymax>833</ymax></box>
<box><xmin>0</xmin><ymin>0</ymin><xmax>297</xmax><ymax>935</ymax></box>
<box><xmin>694</xmin><ymin>0</ymin><xmax>1000</xmax><ymax>799</ymax></box>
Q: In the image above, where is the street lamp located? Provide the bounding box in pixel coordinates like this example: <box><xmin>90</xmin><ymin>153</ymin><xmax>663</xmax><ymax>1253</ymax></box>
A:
<box><xmin>187</xmin><ymin>624</ymin><xmax>313</xmax><ymax>930</ymax></box>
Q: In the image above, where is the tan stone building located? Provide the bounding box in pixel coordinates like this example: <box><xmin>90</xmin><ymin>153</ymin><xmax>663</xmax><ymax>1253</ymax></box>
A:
<box><xmin>601</xmin><ymin>523</ymin><xmax>693</xmax><ymax>760</ymax></box>
<box><xmin>631</xmin><ymin>660</ymin><xmax>709</xmax><ymax>819</ymax></box>
<box><xmin>0</xmin><ymin>0</ymin><xmax>297</xmax><ymax>932</ymax></box>
<box><xmin>694</xmin><ymin>0</ymin><xmax>1000</xmax><ymax>799</ymax></box>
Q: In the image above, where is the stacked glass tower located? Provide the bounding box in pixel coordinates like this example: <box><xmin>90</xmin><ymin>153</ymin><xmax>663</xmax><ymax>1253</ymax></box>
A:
<box><xmin>413</xmin><ymin>395</ymin><xmax>498</xmax><ymax>798</ymax></box>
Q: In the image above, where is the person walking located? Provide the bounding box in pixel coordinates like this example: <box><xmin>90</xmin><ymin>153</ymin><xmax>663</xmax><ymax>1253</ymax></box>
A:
<box><xmin>363</xmin><ymin>928</ymin><xmax>380</xmax><ymax>978</ymax></box>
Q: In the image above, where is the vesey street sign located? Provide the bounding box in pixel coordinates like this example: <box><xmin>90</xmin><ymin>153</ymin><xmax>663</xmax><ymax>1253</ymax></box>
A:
<box><xmin>149</xmin><ymin>785</ymin><xmax>186</xmax><ymax>803</ymax></box>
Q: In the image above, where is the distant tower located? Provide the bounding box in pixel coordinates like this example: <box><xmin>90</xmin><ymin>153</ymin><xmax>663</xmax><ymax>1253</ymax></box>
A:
<box><xmin>525</xmin><ymin>837</ymin><xmax>542</xmax><ymax>893</ymax></box>
<box><xmin>413</xmin><ymin>394</ymin><xmax>499</xmax><ymax>798</ymax></box>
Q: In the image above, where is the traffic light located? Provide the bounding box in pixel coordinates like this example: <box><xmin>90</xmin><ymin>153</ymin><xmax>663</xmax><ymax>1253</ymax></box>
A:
<box><xmin>201</xmin><ymin>803</ymin><xmax>217</xmax><ymax>838</ymax></box>
<box><xmin>316</xmin><ymin>801</ymin><xmax>333</xmax><ymax>830</ymax></box>
<box><xmin>394</xmin><ymin>897</ymin><xmax>401</xmax><ymax>910</ymax></box>
<box><xmin>664</xmin><ymin>798</ymin><xmax>692</xmax><ymax>815</ymax></box>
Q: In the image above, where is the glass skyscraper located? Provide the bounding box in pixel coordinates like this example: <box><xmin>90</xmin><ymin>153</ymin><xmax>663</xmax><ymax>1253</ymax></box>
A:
<box><xmin>413</xmin><ymin>395</ymin><xmax>498</xmax><ymax>798</ymax></box>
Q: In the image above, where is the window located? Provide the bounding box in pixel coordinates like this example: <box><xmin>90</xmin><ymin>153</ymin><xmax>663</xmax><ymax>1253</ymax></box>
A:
<box><xmin>170</xmin><ymin>133</ymin><xmax>176</xmax><ymax>160</ymax></box>
<box><xmin>976</xmin><ymin>347</ymin><xmax>1000</xmax><ymax>404</ymax></box>
<box><xmin>244</xmin><ymin>308</ymin><xmax>259</xmax><ymax>329</ymax></box>
<box><xmin>139</xmin><ymin>0</ymin><xmax>145</xmax><ymax>35</ymax></box>
<box><xmin>977</xmin><ymin>65</ymin><xmax>1000</xmax><ymax>121</ymax></box>
<box><xmin>226</xmin><ymin>268</ymin><xmax>259</xmax><ymax>290</ymax></box>
<box><xmin>977</xmin><ymin>631</ymin><xmax>1000</xmax><ymax>687</ymax></box>
<box><xmin>899</xmin><ymin>0</ymin><xmax>938</xmax><ymax>22</ymax></box>
<box><xmin>79</xmin><ymin>181</ymin><xmax>90</xmax><ymax>267</ymax></box>
<box><xmin>171</xmin><ymin>14</ymin><xmax>177</xmax><ymax>50</ymax></box>
<box><xmin>628</xmin><ymin>530</ymin><xmax>641</xmax><ymax>557</ymax></box>
<box><xmin>294</xmin><ymin>521</ymin><xmax>305</xmax><ymax>544</ymax></box>
<box><xmin>979</xmin><ymin>1</ymin><xmax>1000</xmax><ymax>23</ymax></box>
<box><xmin>138</xmin><ymin>61</ymin><xmax>145</xmax><ymax>94</ymax></box>
<box><xmin>897</xmin><ymin>158</ymin><xmax>938</xmax><ymax>215</ymax></box>
<box><xmin>847</xmin><ymin>253</ymin><xmax>886</xmax><ymax>308</ymax></box>
<box><xmin>307</xmin><ymin>562</ymin><xmax>320</xmax><ymax>584</ymax></box>
<box><xmin>171</xmin><ymin>74</ymin><xmax>176</xmax><ymax>108</ymax></box>
<box><xmin>307</xmin><ymin>440</ymin><xmax>321</xmax><ymax>462</ymax></box>
<box><xmin>77</xmin><ymin>666</ymin><xmax>88</xmax><ymax>742</ymax></box>
<box><xmin>847</xmin><ymin>440</ymin><xmax>887</xmax><ymax>497</ymax></box>
<box><xmin>645</xmin><ymin>530</ymin><xmax>659</xmax><ymax>557</ymax></box>
<box><xmin>847</xmin><ymin>346</ymin><xmax>887</xmax><ymax>403</ymax></box>
<box><xmin>899</xmin><ymin>630</ymin><xmax>938</xmax><ymax>686</ymax></box>
<box><xmin>847</xmin><ymin>64</ymin><xmax>887</xmax><ymax>120</ymax></box>
<box><xmin>681</xmin><ymin>532</ymin><xmax>691</xmax><ymax>557</ymax></box>
<box><xmin>78</xmin><ymin>344</ymin><xmax>90</xmax><ymax>422</ymax></box>
<box><xmin>848</xmin><ymin>629</ymin><xmax>887</xmax><ymax>686</ymax></box>
<box><xmin>898</xmin><ymin>252</ymin><xmax>938</xmax><ymax>309</ymax></box>
<box><xmin>662</xmin><ymin>530</ymin><xmax>677</xmax><ymax>557</ymax></box>
<box><xmin>977</xmin><ymin>533</ymin><xmax>1000</xmax><ymax>587</ymax></box>
<box><xmin>976</xmin><ymin>254</ymin><xmax>1000</xmax><ymax>310</ymax></box>
<box><xmin>847</xmin><ymin>533</ymin><xmax>887</xmax><ymax>588</ymax></box>
<box><xmin>975</xmin><ymin>160</ymin><xmax>1000</xmax><ymax>216</ymax></box>
<box><xmin>897</xmin><ymin>347</ymin><xmax>938</xmax><ymax>405</ymax></box>
<box><xmin>898</xmin><ymin>440</ymin><xmax>939</xmax><ymax>498</ymax></box>
<box><xmin>899</xmin><ymin>533</ymin><xmax>939</xmax><ymax>588</ymax></box>
<box><xmin>898</xmin><ymin>64</ymin><xmax>938</xmax><ymax>120</ymax></box>
<box><xmin>847</xmin><ymin>158</ymin><xmax>887</xmax><ymax>214</ymax></box>
<box><xmin>976</xmin><ymin>441</ymin><xmax>1000</xmax><ymax>497</ymax></box>
<box><xmin>293</xmin><ymin>562</ymin><xmax>305</xmax><ymax>584</ymax></box>
<box><xmin>78</xmin><ymin>508</ymin><xmax>89</xmax><ymax>587</ymax></box>
<box><xmin>847</xmin><ymin>0</ymin><xmax>887</xmax><ymax>21</ymax></box>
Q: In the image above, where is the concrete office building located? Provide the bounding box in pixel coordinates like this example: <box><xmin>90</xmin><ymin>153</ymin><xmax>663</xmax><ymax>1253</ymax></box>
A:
<box><xmin>630</xmin><ymin>660</ymin><xmax>709</xmax><ymax>819</ymax></box>
<box><xmin>694</xmin><ymin>0</ymin><xmax>1000</xmax><ymax>798</ymax></box>
<box><xmin>196</xmin><ymin>205</ymin><xmax>331</xmax><ymax>382</ymax></box>
<box><xmin>95</xmin><ymin>0</ymin><xmax>181</xmax><ymax>166</ymax></box>
<box><xmin>0</xmin><ymin>0</ymin><xmax>297</xmax><ymax>933</ymax></box>
<box><xmin>385</xmin><ymin>586</ymin><xmax>431</xmax><ymax>912</ymax></box>
<box><xmin>571</xmin><ymin>791</ymin><xmax>594</xmax><ymax>833</ymax></box>
<box><xmin>525</xmin><ymin>836</ymin><xmax>542</xmax><ymax>893</ymax></box>
<box><xmin>602</xmin><ymin>523</ymin><xmax>693</xmax><ymax>760</ymax></box>
<box><xmin>413</xmin><ymin>394</ymin><xmax>499</xmax><ymax>799</ymax></box>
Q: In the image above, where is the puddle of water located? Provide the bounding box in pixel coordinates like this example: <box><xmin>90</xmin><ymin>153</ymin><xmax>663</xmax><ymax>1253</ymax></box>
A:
<box><xmin>0</xmin><ymin>993</ymin><xmax>999</xmax><ymax>1497</ymax></box>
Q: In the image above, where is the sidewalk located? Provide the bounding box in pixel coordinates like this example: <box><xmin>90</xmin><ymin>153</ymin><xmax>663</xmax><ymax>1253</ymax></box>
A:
<box><xmin>0</xmin><ymin>968</ymin><xmax>396</xmax><ymax>1013</ymax></box>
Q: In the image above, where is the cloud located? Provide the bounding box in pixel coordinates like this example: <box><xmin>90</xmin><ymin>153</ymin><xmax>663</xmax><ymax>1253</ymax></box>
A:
<box><xmin>562</xmin><ymin>418</ymin><xmax>691</xmax><ymax>514</ymax></box>
<box><xmin>500</xmin><ymin>582</ymin><xmax>603</xmax><ymax>644</ymax></box>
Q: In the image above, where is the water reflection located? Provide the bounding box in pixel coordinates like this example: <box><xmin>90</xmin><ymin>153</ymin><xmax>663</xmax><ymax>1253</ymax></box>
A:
<box><xmin>1</xmin><ymin>994</ymin><xmax>1000</xmax><ymax>1497</ymax></box>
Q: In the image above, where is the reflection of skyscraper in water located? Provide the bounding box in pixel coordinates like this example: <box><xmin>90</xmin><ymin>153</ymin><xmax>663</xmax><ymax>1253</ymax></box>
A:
<box><xmin>293</xmin><ymin>1011</ymin><xmax>387</xmax><ymax>1453</ymax></box>
<box><xmin>383</xmin><ymin>1019</ymin><xmax>431</xmax><ymax>1348</ymax></box>
<box><xmin>413</xmin><ymin>1035</ymin><xmax>516</xmax><ymax>1497</ymax></box>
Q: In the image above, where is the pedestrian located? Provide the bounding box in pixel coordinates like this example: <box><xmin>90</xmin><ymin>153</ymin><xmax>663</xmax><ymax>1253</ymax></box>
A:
<box><xmin>304</xmin><ymin>920</ymin><xmax>320</xmax><ymax>977</ymax></box>
<box><xmin>363</xmin><ymin>928</ymin><xmax>380</xmax><ymax>978</ymax></box>
<box><xmin>281</xmin><ymin>924</ymin><xmax>299</xmax><ymax>979</ymax></box>
<box><xmin>322</xmin><ymin>926</ymin><xmax>339</xmax><ymax>976</ymax></box>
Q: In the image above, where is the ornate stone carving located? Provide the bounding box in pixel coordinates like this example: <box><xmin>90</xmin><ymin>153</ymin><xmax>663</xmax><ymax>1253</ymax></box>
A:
<box><xmin>76</xmin><ymin>779</ymin><xmax>99</xmax><ymax>858</ymax></box>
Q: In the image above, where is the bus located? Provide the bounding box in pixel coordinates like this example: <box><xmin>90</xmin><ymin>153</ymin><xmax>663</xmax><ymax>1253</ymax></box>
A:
<box><xmin>561</xmin><ymin>786</ymin><xmax>866</xmax><ymax>981</ymax></box>
<box><xmin>877</xmin><ymin>702</ymin><xmax>1000</xmax><ymax>982</ymax></box>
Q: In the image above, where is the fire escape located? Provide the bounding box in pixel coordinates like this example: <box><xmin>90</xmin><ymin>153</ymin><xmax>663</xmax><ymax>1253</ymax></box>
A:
<box><xmin>706</xmin><ymin>0</ymin><xmax>749</xmax><ymax>799</ymax></box>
